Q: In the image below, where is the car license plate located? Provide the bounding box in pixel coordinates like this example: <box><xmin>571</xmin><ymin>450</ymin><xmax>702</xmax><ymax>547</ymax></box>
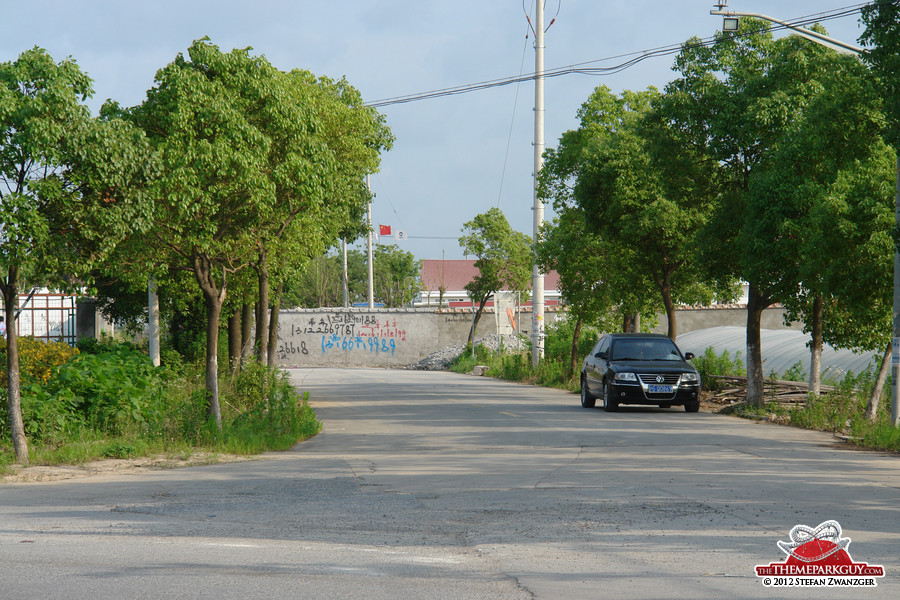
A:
<box><xmin>648</xmin><ymin>384</ymin><xmax>673</xmax><ymax>393</ymax></box>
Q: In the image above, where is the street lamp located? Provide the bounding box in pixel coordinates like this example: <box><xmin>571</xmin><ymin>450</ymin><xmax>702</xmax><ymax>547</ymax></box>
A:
<box><xmin>722</xmin><ymin>17</ymin><xmax>739</xmax><ymax>32</ymax></box>
<box><xmin>710</xmin><ymin>2</ymin><xmax>899</xmax><ymax>428</ymax></box>
<box><xmin>710</xmin><ymin>1</ymin><xmax>863</xmax><ymax>55</ymax></box>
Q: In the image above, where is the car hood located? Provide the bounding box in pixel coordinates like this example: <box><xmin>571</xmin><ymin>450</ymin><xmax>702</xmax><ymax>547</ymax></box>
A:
<box><xmin>610</xmin><ymin>360</ymin><xmax>696</xmax><ymax>373</ymax></box>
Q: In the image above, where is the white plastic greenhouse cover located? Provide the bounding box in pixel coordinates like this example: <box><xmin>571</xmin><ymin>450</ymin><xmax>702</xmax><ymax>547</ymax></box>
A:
<box><xmin>676</xmin><ymin>326</ymin><xmax>881</xmax><ymax>380</ymax></box>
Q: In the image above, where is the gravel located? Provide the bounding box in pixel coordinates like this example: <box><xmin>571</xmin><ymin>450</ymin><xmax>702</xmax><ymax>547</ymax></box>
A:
<box><xmin>406</xmin><ymin>334</ymin><xmax>528</xmax><ymax>370</ymax></box>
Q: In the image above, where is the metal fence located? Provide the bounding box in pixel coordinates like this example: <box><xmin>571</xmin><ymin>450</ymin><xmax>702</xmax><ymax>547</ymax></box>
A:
<box><xmin>14</xmin><ymin>292</ymin><xmax>78</xmax><ymax>346</ymax></box>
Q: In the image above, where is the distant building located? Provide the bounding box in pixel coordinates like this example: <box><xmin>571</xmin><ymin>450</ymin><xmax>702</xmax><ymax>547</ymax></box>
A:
<box><xmin>415</xmin><ymin>259</ymin><xmax>561</xmax><ymax>309</ymax></box>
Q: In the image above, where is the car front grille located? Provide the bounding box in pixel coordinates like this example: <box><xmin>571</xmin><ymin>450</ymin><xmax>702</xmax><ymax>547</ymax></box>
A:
<box><xmin>638</xmin><ymin>374</ymin><xmax>681</xmax><ymax>385</ymax></box>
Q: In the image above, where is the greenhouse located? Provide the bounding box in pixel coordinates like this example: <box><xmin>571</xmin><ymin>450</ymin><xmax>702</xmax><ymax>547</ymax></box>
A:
<box><xmin>677</xmin><ymin>326</ymin><xmax>881</xmax><ymax>380</ymax></box>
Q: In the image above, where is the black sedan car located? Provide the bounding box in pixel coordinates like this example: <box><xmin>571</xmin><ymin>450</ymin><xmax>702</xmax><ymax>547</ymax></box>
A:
<box><xmin>580</xmin><ymin>333</ymin><xmax>700</xmax><ymax>412</ymax></box>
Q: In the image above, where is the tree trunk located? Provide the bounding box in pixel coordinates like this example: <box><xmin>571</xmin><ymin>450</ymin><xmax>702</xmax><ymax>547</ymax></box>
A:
<box><xmin>255</xmin><ymin>248</ymin><xmax>269</xmax><ymax>367</ymax></box>
<box><xmin>865</xmin><ymin>341</ymin><xmax>891</xmax><ymax>422</ymax></box>
<box><xmin>240</xmin><ymin>303</ymin><xmax>254</xmax><ymax>366</ymax></box>
<box><xmin>267</xmin><ymin>280</ymin><xmax>283</xmax><ymax>367</ymax></box>
<box><xmin>467</xmin><ymin>295</ymin><xmax>490</xmax><ymax>347</ymax></box>
<box><xmin>227</xmin><ymin>310</ymin><xmax>241</xmax><ymax>375</ymax></box>
<box><xmin>808</xmin><ymin>295</ymin><xmax>824</xmax><ymax>396</ymax></box>
<box><xmin>193</xmin><ymin>255</ymin><xmax>225</xmax><ymax>427</ymax></box>
<box><xmin>661</xmin><ymin>286</ymin><xmax>677</xmax><ymax>340</ymax></box>
<box><xmin>2</xmin><ymin>266</ymin><xmax>28</xmax><ymax>463</ymax></box>
<box><xmin>746</xmin><ymin>283</ymin><xmax>771</xmax><ymax>408</ymax></box>
<box><xmin>569</xmin><ymin>316</ymin><xmax>583</xmax><ymax>377</ymax></box>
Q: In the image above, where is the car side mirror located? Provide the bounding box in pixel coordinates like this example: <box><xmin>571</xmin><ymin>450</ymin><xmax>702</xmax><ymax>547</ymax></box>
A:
<box><xmin>684</xmin><ymin>352</ymin><xmax>695</xmax><ymax>360</ymax></box>
<box><xmin>596</xmin><ymin>351</ymin><xmax>608</xmax><ymax>360</ymax></box>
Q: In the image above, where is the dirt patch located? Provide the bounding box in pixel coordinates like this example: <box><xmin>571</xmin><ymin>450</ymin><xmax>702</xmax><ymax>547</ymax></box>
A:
<box><xmin>1</xmin><ymin>452</ymin><xmax>255</xmax><ymax>484</ymax></box>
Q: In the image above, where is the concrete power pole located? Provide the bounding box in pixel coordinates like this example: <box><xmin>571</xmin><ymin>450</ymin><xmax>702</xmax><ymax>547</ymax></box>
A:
<box><xmin>366</xmin><ymin>174</ymin><xmax>375</xmax><ymax>309</ymax></box>
<box><xmin>531</xmin><ymin>0</ymin><xmax>546</xmax><ymax>367</ymax></box>
<box><xmin>342</xmin><ymin>238</ymin><xmax>349</xmax><ymax>308</ymax></box>
<box><xmin>148</xmin><ymin>276</ymin><xmax>160</xmax><ymax>367</ymax></box>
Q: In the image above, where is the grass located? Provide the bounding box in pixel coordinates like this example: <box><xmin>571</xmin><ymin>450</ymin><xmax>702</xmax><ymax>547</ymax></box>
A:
<box><xmin>0</xmin><ymin>343</ymin><xmax>321</xmax><ymax>475</ymax></box>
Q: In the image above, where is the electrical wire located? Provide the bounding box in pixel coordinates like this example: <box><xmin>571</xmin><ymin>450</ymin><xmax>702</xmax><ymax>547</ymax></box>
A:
<box><xmin>365</xmin><ymin>3</ymin><xmax>869</xmax><ymax>109</ymax></box>
<box><xmin>497</xmin><ymin>3</ymin><xmax>535</xmax><ymax>208</ymax></box>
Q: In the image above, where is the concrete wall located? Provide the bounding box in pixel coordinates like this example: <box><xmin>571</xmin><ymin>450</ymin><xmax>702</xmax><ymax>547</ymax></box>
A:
<box><xmin>650</xmin><ymin>306</ymin><xmax>802</xmax><ymax>336</ymax></box>
<box><xmin>274</xmin><ymin>308</ymin><xmax>488</xmax><ymax>368</ymax></box>
<box><xmin>273</xmin><ymin>306</ymin><xmax>800</xmax><ymax>368</ymax></box>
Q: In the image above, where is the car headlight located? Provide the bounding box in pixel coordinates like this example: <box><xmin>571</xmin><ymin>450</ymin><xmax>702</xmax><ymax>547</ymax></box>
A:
<box><xmin>681</xmin><ymin>373</ymin><xmax>700</xmax><ymax>384</ymax></box>
<box><xmin>614</xmin><ymin>372</ymin><xmax>637</xmax><ymax>382</ymax></box>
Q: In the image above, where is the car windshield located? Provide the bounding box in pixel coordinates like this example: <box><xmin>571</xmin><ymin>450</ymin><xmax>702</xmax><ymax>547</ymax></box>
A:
<box><xmin>611</xmin><ymin>339</ymin><xmax>682</xmax><ymax>361</ymax></box>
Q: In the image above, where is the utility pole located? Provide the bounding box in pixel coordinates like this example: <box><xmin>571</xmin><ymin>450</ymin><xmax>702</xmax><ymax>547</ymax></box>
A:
<box><xmin>366</xmin><ymin>174</ymin><xmax>375</xmax><ymax>309</ymax></box>
<box><xmin>531</xmin><ymin>0</ymin><xmax>546</xmax><ymax>367</ymax></box>
<box><xmin>148</xmin><ymin>276</ymin><xmax>160</xmax><ymax>367</ymax></box>
<box><xmin>342</xmin><ymin>238</ymin><xmax>349</xmax><ymax>308</ymax></box>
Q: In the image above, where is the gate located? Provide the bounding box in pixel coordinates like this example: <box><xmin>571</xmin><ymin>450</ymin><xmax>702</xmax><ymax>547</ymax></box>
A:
<box><xmin>14</xmin><ymin>292</ymin><xmax>78</xmax><ymax>346</ymax></box>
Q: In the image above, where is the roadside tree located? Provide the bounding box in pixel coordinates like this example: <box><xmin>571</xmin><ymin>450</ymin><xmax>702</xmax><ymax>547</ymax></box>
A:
<box><xmin>540</xmin><ymin>85</ymin><xmax>728</xmax><ymax>341</ymax></box>
<box><xmin>860</xmin><ymin>0</ymin><xmax>900</xmax><ymax>426</ymax></box>
<box><xmin>0</xmin><ymin>48</ymin><xmax>155</xmax><ymax>461</ymax></box>
<box><xmin>536</xmin><ymin>209</ymin><xmax>658</xmax><ymax>375</ymax></box>
<box><xmin>459</xmin><ymin>208</ymin><xmax>532</xmax><ymax>347</ymax></box>
<box><xmin>664</xmin><ymin>20</ymin><xmax>883</xmax><ymax>407</ymax></box>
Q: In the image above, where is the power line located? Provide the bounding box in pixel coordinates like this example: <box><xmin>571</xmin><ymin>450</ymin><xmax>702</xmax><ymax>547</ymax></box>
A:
<box><xmin>497</xmin><ymin>4</ymin><xmax>534</xmax><ymax>209</ymax></box>
<box><xmin>365</xmin><ymin>3</ymin><xmax>869</xmax><ymax>109</ymax></box>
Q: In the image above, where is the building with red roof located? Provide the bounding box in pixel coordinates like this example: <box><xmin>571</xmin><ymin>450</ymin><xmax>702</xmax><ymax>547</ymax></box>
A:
<box><xmin>416</xmin><ymin>259</ymin><xmax>561</xmax><ymax>309</ymax></box>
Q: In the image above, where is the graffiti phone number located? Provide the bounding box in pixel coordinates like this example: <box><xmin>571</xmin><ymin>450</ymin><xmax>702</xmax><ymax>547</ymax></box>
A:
<box><xmin>321</xmin><ymin>335</ymin><xmax>397</xmax><ymax>356</ymax></box>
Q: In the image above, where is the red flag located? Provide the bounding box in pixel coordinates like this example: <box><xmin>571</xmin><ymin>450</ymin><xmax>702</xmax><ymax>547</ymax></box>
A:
<box><xmin>379</xmin><ymin>224</ymin><xmax>392</xmax><ymax>236</ymax></box>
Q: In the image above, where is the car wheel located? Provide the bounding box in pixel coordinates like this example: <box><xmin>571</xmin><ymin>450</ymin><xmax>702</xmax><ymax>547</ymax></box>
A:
<box><xmin>684</xmin><ymin>399</ymin><xmax>700</xmax><ymax>413</ymax></box>
<box><xmin>603</xmin><ymin>380</ymin><xmax>618</xmax><ymax>412</ymax></box>
<box><xmin>580</xmin><ymin>376</ymin><xmax>596</xmax><ymax>408</ymax></box>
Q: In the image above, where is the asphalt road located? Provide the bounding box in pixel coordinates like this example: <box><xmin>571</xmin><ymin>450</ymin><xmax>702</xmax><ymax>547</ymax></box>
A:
<box><xmin>1</xmin><ymin>367</ymin><xmax>898</xmax><ymax>599</ymax></box>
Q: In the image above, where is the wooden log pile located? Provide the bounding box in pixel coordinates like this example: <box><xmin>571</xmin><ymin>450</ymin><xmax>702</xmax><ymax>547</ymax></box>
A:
<box><xmin>706</xmin><ymin>375</ymin><xmax>835</xmax><ymax>406</ymax></box>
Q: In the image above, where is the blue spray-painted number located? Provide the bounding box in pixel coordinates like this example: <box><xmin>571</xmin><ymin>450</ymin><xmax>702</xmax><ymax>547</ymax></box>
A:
<box><xmin>321</xmin><ymin>335</ymin><xmax>396</xmax><ymax>356</ymax></box>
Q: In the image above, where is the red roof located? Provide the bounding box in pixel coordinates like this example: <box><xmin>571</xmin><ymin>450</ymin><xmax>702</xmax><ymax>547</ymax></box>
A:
<box><xmin>420</xmin><ymin>259</ymin><xmax>560</xmax><ymax>292</ymax></box>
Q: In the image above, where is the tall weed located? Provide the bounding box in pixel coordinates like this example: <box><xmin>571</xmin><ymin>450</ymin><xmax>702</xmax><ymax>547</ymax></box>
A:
<box><xmin>693</xmin><ymin>347</ymin><xmax>745</xmax><ymax>391</ymax></box>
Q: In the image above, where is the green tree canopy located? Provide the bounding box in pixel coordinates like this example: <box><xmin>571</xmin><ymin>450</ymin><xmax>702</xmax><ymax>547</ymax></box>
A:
<box><xmin>664</xmin><ymin>19</ymin><xmax>887</xmax><ymax>406</ymax></box>
<box><xmin>459</xmin><ymin>207</ymin><xmax>531</xmax><ymax>347</ymax></box>
<box><xmin>0</xmin><ymin>47</ymin><xmax>155</xmax><ymax>461</ymax></box>
<box><xmin>539</xmin><ymin>85</ymin><xmax>730</xmax><ymax>340</ymax></box>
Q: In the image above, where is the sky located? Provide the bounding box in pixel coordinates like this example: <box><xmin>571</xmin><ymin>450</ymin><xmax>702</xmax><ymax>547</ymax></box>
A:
<box><xmin>1</xmin><ymin>1</ymin><xmax>871</xmax><ymax>260</ymax></box>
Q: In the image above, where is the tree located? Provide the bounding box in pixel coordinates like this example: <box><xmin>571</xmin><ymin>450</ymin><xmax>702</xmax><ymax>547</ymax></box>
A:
<box><xmin>0</xmin><ymin>48</ymin><xmax>155</xmax><ymax>462</ymax></box>
<box><xmin>113</xmin><ymin>40</ymin><xmax>391</xmax><ymax>422</ymax></box>
<box><xmin>373</xmin><ymin>244</ymin><xmax>421</xmax><ymax>308</ymax></box>
<box><xmin>539</xmin><ymin>85</ymin><xmax>728</xmax><ymax>341</ymax></box>
<box><xmin>247</xmin><ymin>71</ymin><xmax>392</xmax><ymax>366</ymax></box>
<box><xmin>860</xmin><ymin>0</ymin><xmax>900</xmax><ymax>427</ymax></box>
<box><xmin>283</xmin><ymin>244</ymin><xmax>418</xmax><ymax>309</ymax></box>
<box><xmin>284</xmin><ymin>252</ymin><xmax>354</xmax><ymax>308</ymax></box>
<box><xmin>458</xmin><ymin>208</ymin><xmax>531</xmax><ymax>347</ymax></box>
<box><xmin>535</xmin><ymin>210</ymin><xmax>658</xmax><ymax>375</ymax></box>
<box><xmin>127</xmin><ymin>41</ymin><xmax>277</xmax><ymax>425</ymax></box>
<box><xmin>738</xmin><ymin>39</ymin><xmax>883</xmax><ymax>395</ymax></box>
<box><xmin>664</xmin><ymin>20</ymin><xmax>883</xmax><ymax>407</ymax></box>
<box><xmin>804</xmin><ymin>141</ymin><xmax>897</xmax><ymax>418</ymax></box>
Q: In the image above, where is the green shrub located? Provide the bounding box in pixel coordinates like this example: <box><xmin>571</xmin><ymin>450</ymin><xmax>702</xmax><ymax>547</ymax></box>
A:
<box><xmin>543</xmin><ymin>319</ymin><xmax>597</xmax><ymax>369</ymax></box>
<box><xmin>781</xmin><ymin>361</ymin><xmax>807</xmax><ymax>382</ymax></box>
<box><xmin>20</xmin><ymin>344</ymin><xmax>166</xmax><ymax>440</ymax></box>
<box><xmin>0</xmin><ymin>337</ymin><xmax>79</xmax><ymax>385</ymax></box>
<box><xmin>489</xmin><ymin>352</ymin><xmax>529</xmax><ymax>381</ymax></box>
<box><xmin>693</xmin><ymin>347</ymin><xmax>745</xmax><ymax>391</ymax></box>
<box><xmin>221</xmin><ymin>365</ymin><xmax>321</xmax><ymax>453</ymax></box>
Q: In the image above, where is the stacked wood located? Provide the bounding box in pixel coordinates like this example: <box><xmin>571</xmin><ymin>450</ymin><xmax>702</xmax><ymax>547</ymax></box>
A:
<box><xmin>706</xmin><ymin>375</ymin><xmax>835</xmax><ymax>406</ymax></box>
